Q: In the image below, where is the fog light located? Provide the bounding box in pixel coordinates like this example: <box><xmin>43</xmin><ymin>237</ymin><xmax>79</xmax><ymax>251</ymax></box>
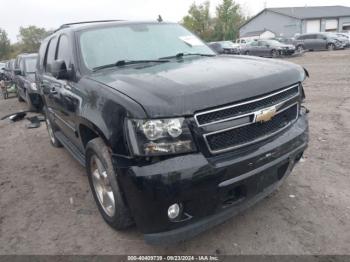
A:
<box><xmin>168</xmin><ymin>203</ymin><xmax>180</xmax><ymax>220</ymax></box>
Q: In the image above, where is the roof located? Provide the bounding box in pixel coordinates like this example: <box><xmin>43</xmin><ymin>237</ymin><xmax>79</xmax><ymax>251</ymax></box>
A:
<box><xmin>55</xmin><ymin>20</ymin><xmax>166</xmax><ymax>33</ymax></box>
<box><xmin>241</xmin><ymin>29</ymin><xmax>274</xmax><ymax>37</ymax></box>
<box><xmin>268</xmin><ymin>5</ymin><xmax>350</xmax><ymax>19</ymax></box>
<box><xmin>240</xmin><ymin>5</ymin><xmax>350</xmax><ymax>29</ymax></box>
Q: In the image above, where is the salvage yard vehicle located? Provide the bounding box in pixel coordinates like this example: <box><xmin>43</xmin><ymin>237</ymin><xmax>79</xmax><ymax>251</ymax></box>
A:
<box><xmin>295</xmin><ymin>33</ymin><xmax>346</xmax><ymax>52</ymax></box>
<box><xmin>37</xmin><ymin>20</ymin><xmax>309</xmax><ymax>245</ymax></box>
<box><xmin>241</xmin><ymin>39</ymin><xmax>295</xmax><ymax>57</ymax></box>
<box><xmin>3</xmin><ymin>59</ymin><xmax>16</xmax><ymax>81</ymax></box>
<box><xmin>208</xmin><ymin>41</ymin><xmax>241</xmax><ymax>55</ymax></box>
<box><xmin>15</xmin><ymin>53</ymin><xmax>42</xmax><ymax>111</ymax></box>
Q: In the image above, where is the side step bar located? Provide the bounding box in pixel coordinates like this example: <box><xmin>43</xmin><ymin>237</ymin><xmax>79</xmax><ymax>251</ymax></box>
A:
<box><xmin>55</xmin><ymin>131</ymin><xmax>86</xmax><ymax>167</ymax></box>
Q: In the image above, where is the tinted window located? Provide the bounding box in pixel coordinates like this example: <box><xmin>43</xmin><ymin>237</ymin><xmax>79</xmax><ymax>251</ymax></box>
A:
<box><xmin>19</xmin><ymin>59</ymin><xmax>25</xmax><ymax>72</ymax></box>
<box><xmin>250</xmin><ymin>41</ymin><xmax>258</xmax><ymax>46</ymax></box>
<box><xmin>38</xmin><ymin>41</ymin><xmax>48</xmax><ymax>71</ymax></box>
<box><xmin>45</xmin><ymin>37</ymin><xmax>58</xmax><ymax>71</ymax></box>
<box><xmin>56</xmin><ymin>35</ymin><xmax>71</xmax><ymax>67</ymax></box>
<box><xmin>25</xmin><ymin>57</ymin><xmax>37</xmax><ymax>73</ymax></box>
<box><xmin>308</xmin><ymin>34</ymin><xmax>317</xmax><ymax>39</ymax></box>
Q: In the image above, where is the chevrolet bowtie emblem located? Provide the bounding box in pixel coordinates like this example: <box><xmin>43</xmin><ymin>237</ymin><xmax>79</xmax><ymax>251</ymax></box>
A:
<box><xmin>255</xmin><ymin>106</ymin><xmax>277</xmax><ymax>123</ymax></box>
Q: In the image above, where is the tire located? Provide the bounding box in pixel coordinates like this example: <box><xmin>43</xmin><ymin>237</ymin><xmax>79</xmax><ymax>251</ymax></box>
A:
<box><xmin>86</xmin><ymin>138</ymin><xmax>133</xmax><ymax>230</ymax></box>
<box><xmin>327</xmin><ymin>43</ymin><xmax>335</xmax><ymax>51</ymax></box>
<box><xmin>44</xmin><ymin>107</ymin><xmax>62</xmax><ymax>148</ymax></box>
<box><xmin>17</xmin><ymin>88</ymin><xmax>24</xmax><ymax>102</ymax></box>
<box><xmin>245</xmin><ymin>51</ymin><xmax>250</xmax><ymax>55</ymax></box>
<box><xmin>26</xmin><ymin>92</ymin><xmax>37</xmax><ymax>111</ymax></box>
<box><xmin>271</xmin><ymin>49</ymin><xmax>279</xmax><ymax>58</ymax></box>
<box><xmin>296</xmin><ymin>45</ymin><xmax>304</xmax><ymax>53</ymax></box>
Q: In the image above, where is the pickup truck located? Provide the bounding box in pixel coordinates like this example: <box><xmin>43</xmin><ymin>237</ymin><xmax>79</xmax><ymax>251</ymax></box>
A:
<box><xmin>36</xmin><ymin>20</ymin><xmax>309</xmax><ymax>245</ymax></box>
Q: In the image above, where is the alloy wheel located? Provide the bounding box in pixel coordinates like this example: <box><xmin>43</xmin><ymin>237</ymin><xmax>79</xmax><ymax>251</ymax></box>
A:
<box><xmin>90</xmin><ymin>155</ymin><xmax>116</xmax><ymax>217</ymax></box>
<box><xmin>46</xmin><ymin>118</ymin><xmax>56</xmax><ymax>144</ymax></box>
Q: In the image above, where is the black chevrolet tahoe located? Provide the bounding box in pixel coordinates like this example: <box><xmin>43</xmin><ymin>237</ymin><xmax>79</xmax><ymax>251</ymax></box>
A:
<box><xmin>14</xmin><ymin>53</ymin><xmax>42</xmax><ymax>110</ymax></box>
<box><xmin>36</xmin><ymin>20</ymin><xmax>309</xmax><ymax>245</ymax></box>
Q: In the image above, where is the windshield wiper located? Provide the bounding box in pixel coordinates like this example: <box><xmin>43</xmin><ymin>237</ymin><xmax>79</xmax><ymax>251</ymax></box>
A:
<box><xmin>159</xmin><ymin>53</ymin><xmax>216</xmax><ymax>60</ymax></box>
<box><xmin>93</xmin><ymin>59</ymin><xmax>170</xmax><ymax>72</ymax></box>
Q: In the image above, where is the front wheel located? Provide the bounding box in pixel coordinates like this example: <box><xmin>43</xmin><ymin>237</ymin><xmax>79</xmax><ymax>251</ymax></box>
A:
<box><xmin>44</xmin><ymin>107</ymin><xmax>62</xmax><ymax>148</ymax></box>
<box><xmin>327</xmin><ymin>43</ymin><xmax>335</xmax><ymax>51</ymax></box>
<box><xmin>296</xmin><ymin>45</ymin><xmax>304</xmax><ymax>53</ymax></box>
<box><xmin>86</xmin><ymin>138</ymin><xmax>133</xmax><ymax>230</ymax></box>
<box><xmin>17</xmin><ymin>88</ymin><xmax>24</xmax><ymax>102</ymax></box>
<box><xmin>271</xmin><ymin>49</ymin><xmax>279</xmax><ymax>58</ymax></box>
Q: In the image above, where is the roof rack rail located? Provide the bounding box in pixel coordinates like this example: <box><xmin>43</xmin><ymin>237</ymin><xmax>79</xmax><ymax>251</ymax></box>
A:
<box><xmin>54</xmin><ymin>20</ymin><xmax>124</xmax><ymax>32</ymax></box>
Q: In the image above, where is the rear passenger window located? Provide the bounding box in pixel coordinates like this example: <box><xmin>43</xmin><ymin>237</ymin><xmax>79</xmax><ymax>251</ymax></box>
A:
<box><xmin>56</xmin><ymin>35</ymin><xmax>71</xmax><ymax>67</ymax></box>
<box><xmin>45</xmin><ymin>37</ymin><xmax>58</xmax><ymax>71</ymax></box>
<box><xmin>309</xmin><ymin>35</ymin><xmax>317</xmax><ymax>39</ymax></box>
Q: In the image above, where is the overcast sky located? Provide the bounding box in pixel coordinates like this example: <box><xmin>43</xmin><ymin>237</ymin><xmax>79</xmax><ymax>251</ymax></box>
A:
<box><xmin>2</xmin><ymin>0</ymin><xmax>350</xmax><ymax>42</ymax></box>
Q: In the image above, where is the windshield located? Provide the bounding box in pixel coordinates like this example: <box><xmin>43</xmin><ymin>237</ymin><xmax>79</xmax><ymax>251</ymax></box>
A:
<box><xmin>219</xmin><ymin>41</ymin><xmax>235</xmax><ymax>48</ymax></box>
<box><xmin>25</xmin><ymin>58</ymin><xmax>37</xmax><ymax>73</ymax></box>
<box><xmin>79</xmin><ymin>23</ymin><xmax>215</xmax><ymax>70</ymax></box>
<box><xmin>266</xmin><ymin>40</ymin><xmax>284</xmax><ymax>46</ymax></box>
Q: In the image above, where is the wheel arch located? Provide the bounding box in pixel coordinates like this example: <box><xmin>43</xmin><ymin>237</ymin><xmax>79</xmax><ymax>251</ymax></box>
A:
<box><xmin>78</xmin><ymin>119</ymin><xmax>110</xmax><ymax>150</ymax></box>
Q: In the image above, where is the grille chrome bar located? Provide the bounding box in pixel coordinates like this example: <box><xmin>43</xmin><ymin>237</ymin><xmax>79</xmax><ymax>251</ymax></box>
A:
<box><xmin>204</xmin><ymin>103</ymin><xmax>299</xmax><ymax>154</ymax></box>
<box><xmin>194</xmin><ymin>84</ymin><xmax>300</xmax><ymax>127</ymax></box>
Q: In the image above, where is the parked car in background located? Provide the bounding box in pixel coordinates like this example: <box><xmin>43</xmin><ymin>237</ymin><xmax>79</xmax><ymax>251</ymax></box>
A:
<box><xmin>3</xmin><ymin>59</ymin><xmax>16</xmax><ymax>81</ymax></box>
<box><xmin>208</xmin><ymin>41</ymin><xmax>240</xmax><ymax>54</ymax></box>
<box><xmin>295</xmin><ymin>33</ymin><xmax>346</xmax><ymax>52</ymax></box>
<box><xmin>37</xmin><ymin>20</ymin><xmax>309</xmax><ymax>244</ymax></box>
<box><xmin>15</xmin><ymin>53</ymin><xmax>42</xmax><ymax>111</ymax></box>
<box><xmin>0</xmin><ymin>62</ymin><xmax>6</xmax><ymax>80</ymax></box>
<box><xmin>333</xmin><ymin>33</ymin><xmax>350</xmax><ymax>47</ymax></box>
<box><xmin>241</xmin><ymin>39</ymin><xmax>295</xmax><ymax>57</ymax></box>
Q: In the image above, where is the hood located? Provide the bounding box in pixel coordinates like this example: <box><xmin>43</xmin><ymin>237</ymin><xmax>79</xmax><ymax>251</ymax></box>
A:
<box><xmin>88</xmin><ymin>56</ymin><xmax>305</xmax><ymax>118</ymax></box>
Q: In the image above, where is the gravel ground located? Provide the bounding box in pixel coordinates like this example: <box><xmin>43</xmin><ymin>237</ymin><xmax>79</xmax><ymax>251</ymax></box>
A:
<box><xmin>0</xmin><ymin>50</ymin><xmax>349</xmax><ymax>255</ymax></box>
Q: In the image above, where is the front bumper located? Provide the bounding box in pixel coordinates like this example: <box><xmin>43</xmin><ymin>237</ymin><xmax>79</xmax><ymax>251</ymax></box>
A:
<box><xmin>280</xmin><ymin>49</ymin><xmax>295</xmax><ymax>55</ymax></box>
<box><xmin>114</xmin><ymin>113</ymin><xmax>309</xmax><ymax>245</ymax></box>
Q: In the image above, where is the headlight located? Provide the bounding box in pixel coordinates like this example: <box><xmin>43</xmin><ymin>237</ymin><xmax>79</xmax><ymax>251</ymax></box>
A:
<box><xmin>127</xmin><ymin>118</ymin><xmax>195</xmax><ymax>156</ymax></box>
<box><xmin>30</xmin><ymin>83</ymin><xmax>37</xmax><ymax>91</ymax></box>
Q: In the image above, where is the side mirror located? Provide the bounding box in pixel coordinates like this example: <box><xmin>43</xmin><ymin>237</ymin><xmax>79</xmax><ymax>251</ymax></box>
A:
<box><xmin>14</xmin><ymin>69</ymin><xmax>22</xmax><ymax>75</ymax></box>
<box><xmin>50</xmin><ymin>60</ymin><xmax>72</xmax><ymax>80</ymax></box>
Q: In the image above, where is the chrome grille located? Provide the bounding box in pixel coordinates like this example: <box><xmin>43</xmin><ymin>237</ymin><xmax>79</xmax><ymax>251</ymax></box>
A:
<box><xmin>195</xmin><ymin>84</ymin><xmax>299</xmax><ymax>127</ymax></box>
<box><xmin>194</xmin><ymin>84</ymin><xmax>301</xmax><ymax>154</ymax></box>
<box><xmin>205</xmin><ymin>104</ymin><xmax>299</xmax><ymax>153</ymax></box>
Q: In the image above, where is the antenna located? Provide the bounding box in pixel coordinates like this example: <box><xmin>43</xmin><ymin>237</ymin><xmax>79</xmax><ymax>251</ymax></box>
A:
<box><xmin>264</xmin><ymin>1</ymin><xmax>267</xmax><ymax>9</ymax></box>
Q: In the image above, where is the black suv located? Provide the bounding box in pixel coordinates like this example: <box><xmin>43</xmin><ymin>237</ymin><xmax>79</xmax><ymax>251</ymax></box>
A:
<box><xmin>14</xmin><ymin>53</ymin><xmax>42</xmax><ymax>110</ymax></box>
<box><xmin>37</xmin><ymin>21</ymin><xmax>309</xmax><ymax>245</ymax></box>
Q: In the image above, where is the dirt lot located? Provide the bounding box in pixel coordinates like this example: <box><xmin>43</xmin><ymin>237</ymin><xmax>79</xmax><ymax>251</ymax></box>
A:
<box><xmin>0</xmin><ymin>50</ymin><xmax>349</xmax><ymax>255</ymax></box>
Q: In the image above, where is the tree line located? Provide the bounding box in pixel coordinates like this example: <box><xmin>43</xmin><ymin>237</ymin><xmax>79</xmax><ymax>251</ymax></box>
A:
<box><xmin>181</xmin><ymin>0</ymin><xmax>248</xmax><ymax>42</ymax></box>
<box><xmin>0</xmin><ymin>26</ymin><xmax>52</xmax><ymax>61</ymax></box>
<box><xmin>0</xmin><ymin>0</ymin><xmax>247</xmax><ymax>61</ymax></box>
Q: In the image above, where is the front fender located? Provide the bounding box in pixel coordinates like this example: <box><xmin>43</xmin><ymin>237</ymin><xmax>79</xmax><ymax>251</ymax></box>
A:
<box><xmin>78</xmin><ymin>78</ymin><xmax>147</xmax><ymax>156</ymax></box>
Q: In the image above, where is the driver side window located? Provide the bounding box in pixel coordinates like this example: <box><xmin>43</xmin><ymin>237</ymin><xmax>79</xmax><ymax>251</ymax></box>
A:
<box><xmin>56</xmin><ymin>35</ymin><xmax>72</xmax><ymax>69</ymax></box>
<box><xmin>44</xmin><ymin>37</ymin><xmax>58</xmax><ymax>73</ymax></box>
